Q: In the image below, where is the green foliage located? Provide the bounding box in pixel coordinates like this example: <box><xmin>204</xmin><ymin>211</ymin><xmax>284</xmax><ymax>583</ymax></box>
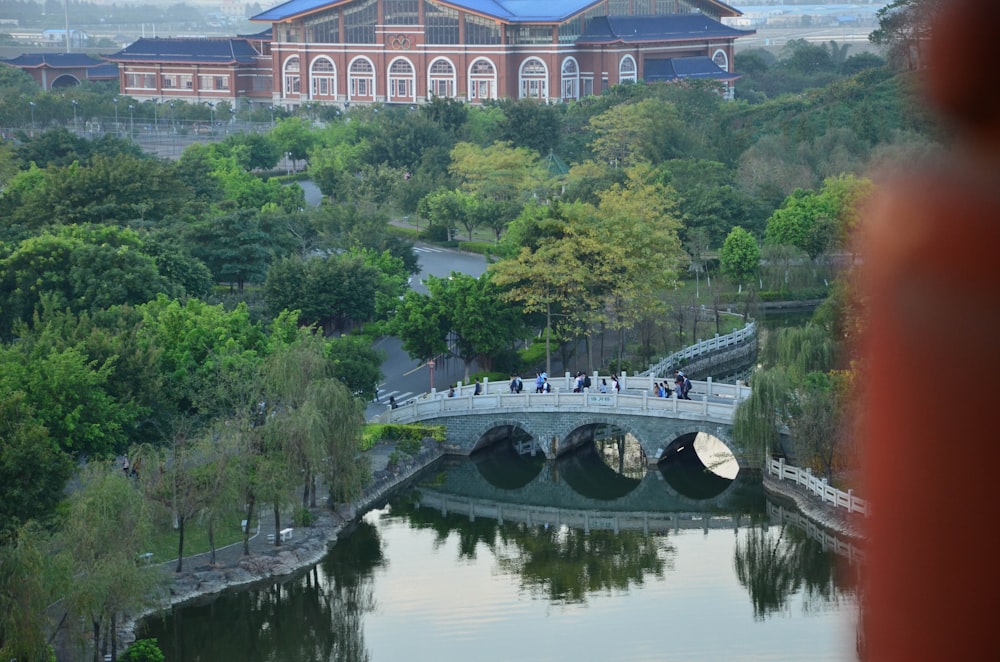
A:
<box><xmin>120</xmin><ymin>638</ymin><xmax>165</xmax><ymax>662</ymax></box>
<box><xmin>719</xmin><ymin>226</ymin><xmax>760</xmax><ymax>289</ymax></box>
<box><xmin>361</xmin><ymin>423</ymin><xmax>445</xmax><ymax>451</ymax></box>
<box><xmin>293</xmin><ymin>507</ymin><xmax>314</xmax><ymax>528</ymax></box>
<box><xmin>265</xmin><ymin>253</ymin><xmax>379</xmax><ymax>332</ymax></box>
<box><xmin>0</xmin><ymin>393</ymin><xmax>73</xmax><ymax>533</ymax></box>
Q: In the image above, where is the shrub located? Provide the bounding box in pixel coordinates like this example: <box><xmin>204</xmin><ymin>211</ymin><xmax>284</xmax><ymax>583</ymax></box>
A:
<box><xmin>120</xmin><ymin>639</ymin><xmax>165</xmax><ymax>662</ymax></box>
<box><xmin>293</xmin><ymin>506</ymin><xmax>314</xmax><ymax>527</ymax></box>
<box><xmin>362</xmin><ymin>423</ymin><xmax>445</xmax><ymax>450</ymax></box>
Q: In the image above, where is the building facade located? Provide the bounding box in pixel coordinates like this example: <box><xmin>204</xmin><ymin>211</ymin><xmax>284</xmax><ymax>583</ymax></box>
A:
<box><xmin>0</xmin><ymin>53</ymin><xmax>118</xmax><ymax>90</ymax></box>
<box><xmin>252</xmin><ymin>0</ymin><xmax>751</xmax><ymax>107</ymax></box>
<box><xmin>102</xmin><ymin>0</ymin><xmax>751</xmax><ymax>108</ymax></box>
<box><xmin>104</xmin><ymin>34</ymin><xmax>275</xmax><ymax>104</ymax></box>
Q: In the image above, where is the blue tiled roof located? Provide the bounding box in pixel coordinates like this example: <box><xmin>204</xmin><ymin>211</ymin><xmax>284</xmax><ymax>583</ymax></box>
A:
<box><xmin>106</xmin><ymin>38</ymin><xmax>261</xmax><ymax>64</ymax></box>
<box><xmin>1</xmin><ymin>52</ymin><xmax>106</xmax><ymax>68</ymax></box>
<box><xmin>643</xmin><ymin>56</ymin><xmax>739</xmax><ymax>82</ymax></box>
<box><xmin>576</xmin><ymin>14</ymin><xmax>751</xmax><ymax>43</ymax></box>
<box><xmin>86</xmin><ymin>63</ymin><xmax>120</xmax><ymax>79</ymax></box>
<box><xmin>254</xmin><ymin>0</ymin><xmax>741</xmax><ymax>24</ymax></box>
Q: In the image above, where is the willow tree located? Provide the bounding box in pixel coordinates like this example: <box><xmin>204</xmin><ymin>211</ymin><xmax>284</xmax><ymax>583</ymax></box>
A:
<box><xmin>735</xmin><ymin>322</ymin><xmax>841</xmax><ymax>467</ymax></box>
<box><xmin>261</xmin><ymin>332</ymin><xmax>366</xmax><ymax>521</ymax></box>
<box><xmin>57</xmin><ymin>464</ymin><xmax>163</xmax><ymax>662</ymax></box>
<box><xmin>0</xmin><ymin>523</ymin><xmax>56</xmax><ymax>662</ymax></box>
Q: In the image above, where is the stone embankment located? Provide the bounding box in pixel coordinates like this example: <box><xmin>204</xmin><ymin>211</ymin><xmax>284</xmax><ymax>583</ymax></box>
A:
<box><xmin>121</xmin><ymin>440</ymin><xmax>443</xmax><ymax>648</ymax></box>
<box><xmin>762</xmin><ymin>473</ymin><xmax>864</xmax><ymax>541</ymax></box>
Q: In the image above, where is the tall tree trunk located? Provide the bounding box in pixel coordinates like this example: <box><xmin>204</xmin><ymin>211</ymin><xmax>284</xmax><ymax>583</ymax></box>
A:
<box><xmin>175</xmin><ymin>514</ymin><xmax>186</xmax><ymax>572</ymax></box>
<box><xmin>92</xmin><ymin>617</ymin><xmax>102</xmax><ymax>662</ymax></box>
<box><xmin>110</xmin><ymin>613</ymin><xmax>117</xmax><ymax>662</ymax></box>
<box><xmin>302</xmin><ymin>470</ymin><xmax>310</xmax><ymax>509</ymax></box>
<box><xmin>309</xmin><ymin>475</ymin><xmax>317</xmax><ymax>508</ymax></box>
<box><xmin>208</xmin><ymin>519</ymin><xmax>217</xmax><ymax>565</ymax></box>
<box><xmin>243</xmin><ymin>493</ymin><xmax>256</xmax><ymax>555</ymax></box>
<box><xmin>273</xmin><ymin>503</ymin><xmax>282</xmax><ymax>546</ymax></box>
<box><xmin>545</xmin><ymin>303</ymin><xmax>552</xmax><ymax>376</ymax></box>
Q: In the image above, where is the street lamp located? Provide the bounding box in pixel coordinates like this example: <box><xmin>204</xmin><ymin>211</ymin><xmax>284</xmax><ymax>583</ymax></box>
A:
<box><xmin>428</xmin><ymin>359</ymin><xmax>435</xmax><ymax>391</ymax></box>
<box><xmin>208</xmin><ymin>102</ymin><xmax>215</xmax><ymax>127</ymax></box>
<box><xmin>128</xmin><ymin>103</ymin><xmax>134</xmax><ymax>137</ymax></box>
<box><xmin>269</xmin><ymin>104</ymin><xmax>274</xmax><ymax>126</ymax></box>
<box><xmin>71</xmin><ymin>99</ymin><xmax>78</xmax><ymax>130</ymax></box>
<box><xmin>169</xmin><ymin>101</ymin><xmax>175</xmax><ymax>131</ymax></box>
<box><xmin>28</xmin><ymin>101</ymin><xmax>35</xmax><ymax>132</ymax></box>
<box><xmin>113</xmin><ymin>97</ymin><xmax>119</xmax><ymax>136</ymax></box>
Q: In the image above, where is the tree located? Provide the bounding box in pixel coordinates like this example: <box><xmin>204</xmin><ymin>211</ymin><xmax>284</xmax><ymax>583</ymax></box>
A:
<box><xmin>490</xmin><ymin>204</ymin><xmax>599</xmax><ymax>375</ymax></box>
<box><xmin>58</xmin><ymin>464</ymin><xmax>163</xmax><ymax>662</ymax></box>
<box><xmin>427</xmin><ymin>272</ymin><xmax>525</xmax><ymax>380</ymax></box>
<box><xmin>0</xmin><ymin>224</ymin><xmax>177</xmax><ymax>336</ymax></box>
<box><xmin>588</xmin><ymin>98</ymin><xmax>687</xmax><ymax>167</ymax></box>
<box><xmin>870</xmin><ymin>0</ymin><xmax>940</xmax><ymax>71</ymax></box>
<box><xmin>764</xmin><ymin>189</ymin><xmax>837</xmax><ymax>261</ymax></box>
<box><xmin>720</xmin><ymin>226</ymin><xmax>760</xmax><ymax>292</ymax></box>
<box><xmin>187</xmin><ymin>210</ymin><xmax>273</xmax><ymax>291</ymax></box>
<box><xmin>417</xmin><ymin>187</ymin><xmax>475</xmax><ymax>241</ymax></box>
<box><xmin>271</xmin><ymin>116</ymin><xmax>316</xmax><ymax>170</ymax></box>
<box><xmin>0</xmin><ymin>523</ymin><xmax>57</xmax><ymax>662</ymax></box>
<box><xmin>0</xmin><ymin>331</ymin><xmax>138</xmax><ymax>458</ymax></box>
<box><xmin>493</xmin><ymin>98</ymin><xmax>563</xmax><ymax>155</ymax></box>
<box><xmin>0</xmin><ymin>392</ymin><xmax>73</xmax><ymax>536</ymax></box>
<box><xmin>264</xmin><ymin>253</ymin><xmax>379</xmax><ymax>333</ymax></box>
<box><xmin>137</xmin><ymin>296</ymin><xmax>268</xmax><ymax>418</ymax></box>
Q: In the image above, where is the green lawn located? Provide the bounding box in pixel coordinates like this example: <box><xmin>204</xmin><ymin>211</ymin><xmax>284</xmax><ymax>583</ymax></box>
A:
<box><xmin>143</xmin><ymin>513</ymin><xmax>249</xmax><ymax>564</ymax></box>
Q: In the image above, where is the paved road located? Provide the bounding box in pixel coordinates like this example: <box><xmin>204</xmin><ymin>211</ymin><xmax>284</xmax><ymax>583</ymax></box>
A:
<box><xmin>366</xmin><ymin>243</ymin><xmax>487</xmax><ymax>419</ymax></box>
<box><xmin>292</xmin><ymin>180</ymin><xmax>489</xmax><ymax>419</ymax></box>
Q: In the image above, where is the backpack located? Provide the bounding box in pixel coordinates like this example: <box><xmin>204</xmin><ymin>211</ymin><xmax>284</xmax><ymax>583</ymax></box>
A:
<box><xmin>683</xmin><ymin>377</ymin><xmax>692</xmax><ymax>395</ymax></box>
<box><xmin>583</xmin><ymin>375</ymin><xmax>591</xmax><ymax>388</ymax></box>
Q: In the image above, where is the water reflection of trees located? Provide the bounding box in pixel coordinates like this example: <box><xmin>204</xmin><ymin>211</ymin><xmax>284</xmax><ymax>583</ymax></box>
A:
<box><xmin>733</xmin><ymin>523</ymin><xmax>859</xmax><ymax>620</ymax></box>
<box><xmin>391</xmin><ymin>494</ymin><xmax>673</xmax><ymax>604</ymax></box>
<box><xmin>143</xmin><ymin>520</ymin><xmax>384</xmax><ymax>662</ymax></box>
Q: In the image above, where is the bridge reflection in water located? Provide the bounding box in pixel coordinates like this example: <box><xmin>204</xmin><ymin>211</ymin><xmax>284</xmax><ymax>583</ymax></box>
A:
<box><xmin>420</xmin><ymin>428</ymin><xmax>767</xmax><ymax>533</ymax></box>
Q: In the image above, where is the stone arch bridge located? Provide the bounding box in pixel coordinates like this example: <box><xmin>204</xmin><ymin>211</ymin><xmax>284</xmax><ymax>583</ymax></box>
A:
<box><xmin>380</xmin><ymin>376</ymin><xmax>759</xmax><ymax>469</ymax></box>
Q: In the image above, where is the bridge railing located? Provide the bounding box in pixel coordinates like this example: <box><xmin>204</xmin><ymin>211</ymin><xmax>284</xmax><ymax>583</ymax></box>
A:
<box><xmin>377</xmin><ymin>376</ymin><xmax>749</xmax><ymax>425</ymax></box>
<box><xmin>768</xmin><ymin>458</ymin><xmax>868</xmax><ymax>516</ymax></box>
<box><xmin>641</xmin><ymin>321</ymin><xmax>757</xmax><ymax>378</ymax></box>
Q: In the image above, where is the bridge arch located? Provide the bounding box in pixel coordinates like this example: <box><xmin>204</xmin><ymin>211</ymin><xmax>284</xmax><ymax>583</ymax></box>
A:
<box><xmin>468</xmin><ymin>418</ymin><xmax>547</xmax><ymax>457</ymax></box>
<box><xmin>555</xmin><ymin>415</ymin><xmax>646</xmax><ymax>459</ymax></box>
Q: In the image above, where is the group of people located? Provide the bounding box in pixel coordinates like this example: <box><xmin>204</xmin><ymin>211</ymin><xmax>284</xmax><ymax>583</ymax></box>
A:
<box><xmin>572</xmin><ymin>372</ymin><xmax>593</xmax><ymax>392</ymax></box>
<box><xmin>533</xmin><ymin>371</ymin><xmax>551</xmax><ymax>393</ymax></box>
<box><xmin>652</xmin><ymin>371</ymin><xmax>691</xmax><ymax>399</ymax></box>
<box><xmin>121</xmin><ymin>455</ymin><xmax>140</xmax><ymax>479</ymax></box>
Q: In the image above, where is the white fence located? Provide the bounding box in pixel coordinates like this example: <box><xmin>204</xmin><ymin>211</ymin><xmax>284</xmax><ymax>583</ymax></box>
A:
<box><xmin>642</xmin><ymin>321</ymin><xmax>756</xmax><ymax>378</ymax></box>
<box><xmin>376</xmin><ymin>374</ymin><xmax>750</xmax><ymax>425</ymax></box>
<box><xmin>768</xmin><ymin>457</ymin><xmax>867</xmax><ymax>516</ymax></box>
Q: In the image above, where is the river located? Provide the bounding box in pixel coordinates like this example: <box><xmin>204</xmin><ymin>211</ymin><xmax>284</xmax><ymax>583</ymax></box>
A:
<box><xmin>140</xmin><ymin>443</ymin><xmax>861</xmax><ymax>661</ymax></box>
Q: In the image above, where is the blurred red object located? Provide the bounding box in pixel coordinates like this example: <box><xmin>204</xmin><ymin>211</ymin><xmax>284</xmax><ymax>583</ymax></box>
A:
<box><xmin>861</xmin><ymin>1</ymin><xmax>1000</xmax><ymax>659</ymax></box>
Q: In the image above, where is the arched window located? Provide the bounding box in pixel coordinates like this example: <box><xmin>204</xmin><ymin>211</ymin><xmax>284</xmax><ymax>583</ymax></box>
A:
<box><xmin>387</xmin><ymin>57</ymin><xmax>415</xmax><ymax>102</ymax></box>
<box><xmin>283</xmin><ymin>56</ymin><xmax>301</xmax><ymax>96</ymax></box>
<box><xmin>561</xmin><ymin>57</ymin><xmax>579</xmax><ymax>101</ymax></box>
<box><xmin>467</xmin><ymin>57</ymin><xmax>497</xmax><ymax>102</ymax></box>
<box><xmin>349</xmin><ymin>57</ymin><xmax>375</xmax><ymax>99</ymax></box>
<box><xmin>712</xmin><ymin>49</ymin><xmax>729</xmax><ymax>72</ymax></box>
<box><xmin>428</xmin><ymin>57</ymin><xmax>456</xmax><ymax>98</ymax></box>
<box><xmin>519</xmin><ymin>57</ymin><xmax>548</xmax><ymax>100</ymax></box>
<box><xmin>619</xmin><ymin>55</ymin><xmax>637</xmax><ymax>84</ymax></box>
<box><xmin>310</xmin><ymin>57</ymin><xmax>337</xmax><ymax>99</ymax></box>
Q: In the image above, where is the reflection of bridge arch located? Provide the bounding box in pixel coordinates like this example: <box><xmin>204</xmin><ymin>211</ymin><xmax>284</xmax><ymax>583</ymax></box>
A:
<box><xmin>422</xmin><ymin>457</ymin><xmax>764</xmax><ymax>514</ymax></box>
<box><xmin>417</xmin><ymin>492</ymin><xmax>756</xmax><ymax>535</ymax></box>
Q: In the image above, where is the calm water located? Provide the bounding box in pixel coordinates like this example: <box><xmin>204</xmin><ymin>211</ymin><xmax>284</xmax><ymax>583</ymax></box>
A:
<box><xmin>141</xmin><ymin>451</ymin><xmax>861</xmax><ymax>661</ymax></box>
